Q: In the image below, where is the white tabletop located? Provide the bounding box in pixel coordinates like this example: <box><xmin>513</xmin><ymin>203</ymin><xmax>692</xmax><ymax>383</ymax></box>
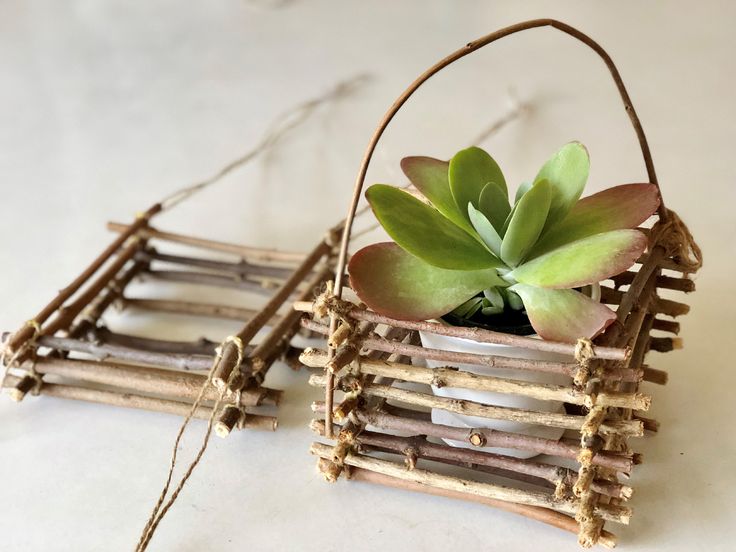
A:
<box><xmin>1</xmin><ymin>2</ymin><xmax>734</xmax><ymax>550</ymax></box>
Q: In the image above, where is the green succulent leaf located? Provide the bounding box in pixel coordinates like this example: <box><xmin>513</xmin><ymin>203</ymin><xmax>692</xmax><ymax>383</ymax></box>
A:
<box><xmin>500</xmin><ymin>179</ymin><xmax>552</xmax><ymax>267</ymax></box>
<box><xmin>510</xmin><ymin>229</ymin><xmax>647</xmax><ymax>288</ymax></box>
<box><xmin>468</xmin><ymin>203</ymin><xmax>503</xmax><ymax>257</ymax></box>
<box><xmin>366</xmin><ymin>184</ymin><xmax>503</xmax><ymax>270</ymax></box>
<box><xmin>400</xmin><ymin>156</ymin><xmax>477</xmax><ymax>235</ymax></box>
<box><xmin>534</xmin><ymin>142</ymin><xmax>590</xmax><ymax>229</ymax></box>
<box><xmin>478</xmin><ymin>182</ymin><xmax>511</xmax><ymax>233</ymax></box>
<box><xmin>528</xmin><ymin>183</ymin><xmax>661</xmax><ymax>258</ymax></box>
<box><xmin>514</xmin><ymin>181</ymin><xmax>532</xmax><ymax>205</ymax></box>
<box><xmin>449</xmin><ymin>147</ymin><xmax>507</xmax><ymax>224</ymax></box>
<box><xmin>455</xmin><ymin>297</ymin><xmax>484</xmax><ymax>318</ymax></box>
<box><xmin>510</xmin><ymin>284</ymin><xmax>616</xmax><ymax>342</ymax></box>
<box><xmin>349</xmin><ymin>242</ymin><xmax>503</xmax><ymax>321</ymax></box>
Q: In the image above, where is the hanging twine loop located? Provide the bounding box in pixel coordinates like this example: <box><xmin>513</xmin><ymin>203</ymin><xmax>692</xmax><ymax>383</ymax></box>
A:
<box><xmin>134</xmin><ymin>334</ymin><xmax>245</xmax><ymax>552</ymax></box>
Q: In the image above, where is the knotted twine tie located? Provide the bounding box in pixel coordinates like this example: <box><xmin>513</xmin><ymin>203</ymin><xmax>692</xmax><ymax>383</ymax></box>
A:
<box><xmin>571</xmin><ymin>337</ymin><xmax>607</xmax><ymax>547</ymax></box>
<box><xmin>1</xmin><ymin>320</ymin><xmax>43</xmax><ymax>397</ymax></box>
<box><xmin>135</xmin><ymin>335</ymin><xmax>245</xmax><ymax>552</ymax></box>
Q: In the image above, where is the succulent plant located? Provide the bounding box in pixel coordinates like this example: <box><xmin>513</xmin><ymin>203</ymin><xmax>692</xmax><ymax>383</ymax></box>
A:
<box><xmin>348</xmin><ymin>143</ymin><xmax>661</xmax><ymax>342</ymax></box>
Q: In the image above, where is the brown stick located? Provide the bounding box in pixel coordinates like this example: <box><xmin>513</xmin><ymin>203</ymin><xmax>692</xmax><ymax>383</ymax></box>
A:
<box><xmin>651</xmin><ymin>318</ymin><xmax>680</xmax><ymax>334</ymax></box>
<box><xmin>311</xmin><ymin>403</ymin><xmax>633</xmax><ymax>472</ymax></box>
<box><xmin>294</xmin><ymin>302</ymin><xmax>628</xmax><ymax>361</ymax></box>
<box><xmin>301</xmin><ymin>348</ymin><xmax>650</xmax><ymax>410</ymax></box>
<box><xmin>600</xmin><ymin>286</ymin><xmax>690</xmax><ymax>318</ymax></box>
<box><xmin>312</xmin><ymin>420</ymin><xmax>632</xmax><ymax>500</ymax></box>
<box><xmin>301</xmin><ymin>319</ymin><xmax>642</xmax><ymax>383</ymax></box>
<box><xmin>107</xmin><ymin>222</ymin><xmax>304</xmax><ymax>266</ymax></box>
<box><xmin>89</xmin><ymin>327</ymin><xmax>220</xmax><ymax>356</ymax></box>
<box><xmin>6</xmin><ymin>206</ymin><xmax>160</xmax><ymax>354</ymax></box>
<box><xmin>19</xmin><ymin>356</ymin><xmax>280</xmax><ymax>407</ymax></box>
<box><xmin>611</xmin><ymin>270</ymin><xmax>695</xmax><ymax>293</ymax></box>
<box><xmin>2</xmin><ymin>375</ymin><xmax>276</xmax><ymax>430</ymax></box>
<box><xmin>37</xmin><ymin>335</ymin><xmax>214</xmax><ymax>371</ymax></box>
<box><xmin>248</xmin><ymin>266</ymin><xmax>333</xmax><ymax>375</ymax></box>
<box><xmin>310</xmin><ymin>442</ymin><xmax>630</xmax><ymax>524</ymax></box>
<box><xmin>348</xmin><ymin>468</ymin><xmax>617</xmax><ymax>548</ymax></box>
<box><xmin>135</xmin><ymin>249</ymin><xmax>295</xmax><ymax>280</ymax></box>
<box><xmin>68</xmin><ymin>260</ymin><xmax>148</xmax><ymax>339</ymax></box>
<box><xmin>42</xmin><ymin>240</ymin><xmax>145</xmax><ymax>338</ymax></box>
<box><xmin>140</xmin><ymin>269</ymin><xmax>276</xmax><ymax>295</ymax></box>
<box><xmin>120</xmin><ymin>297</ymin><xmax>265</xmax><ymax>322</ymax></box>
<box><xmin>311</xmin><ymin>374</ymin><xmax>643</xmax><ymax>436</ymax></box>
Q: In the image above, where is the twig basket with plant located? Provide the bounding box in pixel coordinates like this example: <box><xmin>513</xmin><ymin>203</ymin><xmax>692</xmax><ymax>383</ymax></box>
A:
<box><xmin>297</xmin><ymin>19</ymin><xmax>702</xmax><ymax>548</ymax></box>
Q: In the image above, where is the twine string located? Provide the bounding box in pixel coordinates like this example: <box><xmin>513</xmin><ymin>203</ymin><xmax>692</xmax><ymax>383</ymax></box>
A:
<box><xmin>158</xmin><ymin>74</ymin><xmax>370</xmax><ymax>213</ymax></box>
<box><xmin>135</xmin><ymin>336</ymin><xmax>245</xmax><ymax>552</ymax></box>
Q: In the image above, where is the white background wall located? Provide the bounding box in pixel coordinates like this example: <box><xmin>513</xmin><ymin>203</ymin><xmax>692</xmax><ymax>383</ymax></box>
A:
<box><xmin>1</xmin><ymin>1</ymin><xmax>734</xmax><ymax>550</ymax></box>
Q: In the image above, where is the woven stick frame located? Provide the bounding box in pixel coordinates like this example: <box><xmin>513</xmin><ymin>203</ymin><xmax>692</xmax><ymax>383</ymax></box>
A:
<box><xmin>2</xmin><ymin>209</ymin><xmax>338</xmax><ymax>435</ymax></box>
<box><xmin>302</xmin><ymin>19</ymin><xmax>703</xmax><ymax>549</ymax></box>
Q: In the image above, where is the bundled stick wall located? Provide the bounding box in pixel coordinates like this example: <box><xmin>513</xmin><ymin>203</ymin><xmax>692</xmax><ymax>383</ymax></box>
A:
<box><xmin>1</xmin><ymin>206</ymin><xmax>337</xmax><ymax>436</ymax></box>
<box><xmin>297</xmin><ymin>19</ymin><xmax>703</xmax><ymax>549</ymax></box>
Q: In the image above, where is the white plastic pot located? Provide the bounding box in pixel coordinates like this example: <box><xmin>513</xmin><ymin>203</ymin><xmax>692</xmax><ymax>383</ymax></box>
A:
<box><xmin>418</xmin><ymin>329</ymin><xmax>573</xmax><ymax>459</ymax></box>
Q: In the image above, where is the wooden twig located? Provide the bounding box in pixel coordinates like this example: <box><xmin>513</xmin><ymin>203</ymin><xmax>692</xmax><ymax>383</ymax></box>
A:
<box><xmin>37</xmin><ymin>335</ymin><xmax>215</xmax><ymax>371</ymax></box>
<box><xmin>120</xmin><ymin>297</ymin><xmax>266</xmax><ymax>322</ymax></box>
<box><xmin>294</xmin><ymin>301</ymin><xmax>629</xmax><ymax>361</ymax></box>
<box><xmin>19</xmin><ymin>356</ymin><xmax>281</xmax><ymax>407</ymax></box>
<box><xmin>301</xmin><ymin>319</ymin><xmax>643</xmax><ymax>382</ymax></box>
<box><xmin>248</xmin><ymin>267</ymin><xmax>332</xmax><ymax>377</ymax></box>
<box><xmin>6</xmin><ymin>206</ymin><xmax>160</xmax><ymax>354</ymax></box>
<box><xmin>301</xmin><ymin>348</ymin><xmax>650</xmax><ymax>410</ymax></box>
<box><xmin>68</xmin><ymin>260</ymin><xmax>148</xmax><ymax>339</ymax></box>
<box><xmin>312</xmin><ymin>420</ymin><xmax>632</xmax><ymax>500</ymax></box>
<box><xmin>611</xmin><ymin>270</ymin><xmax>695</xmax><ymax>293</ymax></box>
<box><xmin>140</xmin><ymin>269</ymin><xmax>276</xmax><ymax>294</ymax></box>
<box><xmin>347</xmin><ymin>468</ymin><xmax>616</xmax><ymax>548</ymax></box>
<box><xmin>135</xmin><ymin>249</ymin><xmax>295</xmax><ymax>281</ymax></box>
<box><xmin>107</xmin><ymin>222</ymin><xmax>304</xmax><ymax>266</ymax></box>
<box><xmin>310</xmin><ymin>442</ymin><xmax>631</xmax><ymax>524</ymax></box>
<box><xmin>311</xmin><ymin>403</ymin><xmax>633</xmax><ymax>472</ymax></box>
<box><xmin>311</xmin><ymin>374</ymin><xmax>643</xmax><ymax>436</ymax></box>
<box><xmin>2</xmin><ymin>375</ymin><xmax>276</xmax><ymax>430</ymax></box>
<box><xmin>89</xmin><ymin>327</ymin><xmax>220</xmax><ymax>356</ymax></box>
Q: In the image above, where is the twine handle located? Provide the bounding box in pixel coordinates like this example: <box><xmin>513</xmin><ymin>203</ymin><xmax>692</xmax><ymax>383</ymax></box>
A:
<box><xmin>332</xmin><ymin>18</ymin><xmax>664</xmax><ymax>299</ymax></box>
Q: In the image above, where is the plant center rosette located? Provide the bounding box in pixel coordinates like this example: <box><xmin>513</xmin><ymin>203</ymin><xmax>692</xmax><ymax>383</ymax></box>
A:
<box><xmin>348</xmin><ymin>143</ymin><xmax>660</xmax><ymax>455</ymax></box>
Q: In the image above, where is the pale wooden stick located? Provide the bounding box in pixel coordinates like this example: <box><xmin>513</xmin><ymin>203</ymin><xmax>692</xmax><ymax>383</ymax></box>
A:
<box><xmin>140</xmin><ymin>269</ymin><xmax>276</xmax><ymax>295</ymax></box>
<box><xmin>2</xmin><ymin>375</ymin><xmax>276</xmax><ymax>430</ymax></box>
<box><xmin>107</xmin><ymin>222</ymin><xmax>304</xmax><ymax>266</ymax></box>
<box><xmin>248</xmin><ymin>266</ymin><xmax>332</xmax><ymax>375</ymax></box>
<box><xmin>89</xmin><ymin>327</ymin><xmax>220</xmax><ymax>356</ymax></box>
<box><xmin>19</xmin><ymin>356</ymin><xmax>281</xmax><ymax>407</ymax></box>
<box><xmin>310</xmin><ymin>374</ymin><xmax>643</xmax><ymax>437</ymax></box>
<box><xmin>69</xmin><ymin>260</ymin><xmax>147</xmax><ymax>338</ymax></box>
<box><xmin>347</xmin><ymin>468</ymin><xmax>617</xmax><ymax>548</ymax></box>
<box><xmin>311</xmin><ymin>403</ymin><xmax>633</xmax><ymax>472</ymax></box>
<box><xmin>6</xmin><ymin>205</ymin><xmax>160</xmax><ymax>354</ymax></box>
<box><xmin>301</xmin><ymin>348</ymin><xmax>650</xmax><ymax>410</ymax></box>
<box><xmin>311</xmin><ymin>420</ymin><xmax>632</xmax><ymax>499</ymax></box>
<box><xmin>135</xmin><ymin>249</ymin><xmax>294</xmax><ymax>280</ymax></box>
<box><xmin>310</xmin><ymin>442</ymin><xmax>630</xmax><ymax>524</ymax></box>
<box><xmin>301</xmin><ymin>319</ymin><xmax>643</xmax><ymax>382</ymax></box>
<box><xmin>294</xmin><ymin>301</ymin><xmax>628</xmax><ymax>361</ymax></box>
<box><xmin>37</xmin><ymin>335</ymin><xmax>214</xmax><ymax>371</ymax></box>
<box><xmin>121</xmin><ymin>297</ymin><xmax>267</xmax><ymax>322</ymax></box>
<box><xmin>42</xmin><ymin>239</ymin><xmax>143</xmax><ymax>337</ymax></box>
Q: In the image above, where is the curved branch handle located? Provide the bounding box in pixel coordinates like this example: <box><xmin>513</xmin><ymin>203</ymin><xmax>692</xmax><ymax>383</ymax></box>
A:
<box><xmin>333</xmin><ymin>18</ymin><xmax>663</xmax><ymax>297</ymax></box>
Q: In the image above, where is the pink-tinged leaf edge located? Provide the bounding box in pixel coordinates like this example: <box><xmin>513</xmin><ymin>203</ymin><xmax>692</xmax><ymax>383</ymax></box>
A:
<box><xmin>510</xmin><ymin>284</ymin><xmax>616</xmax><ymax>342</ymax></box>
